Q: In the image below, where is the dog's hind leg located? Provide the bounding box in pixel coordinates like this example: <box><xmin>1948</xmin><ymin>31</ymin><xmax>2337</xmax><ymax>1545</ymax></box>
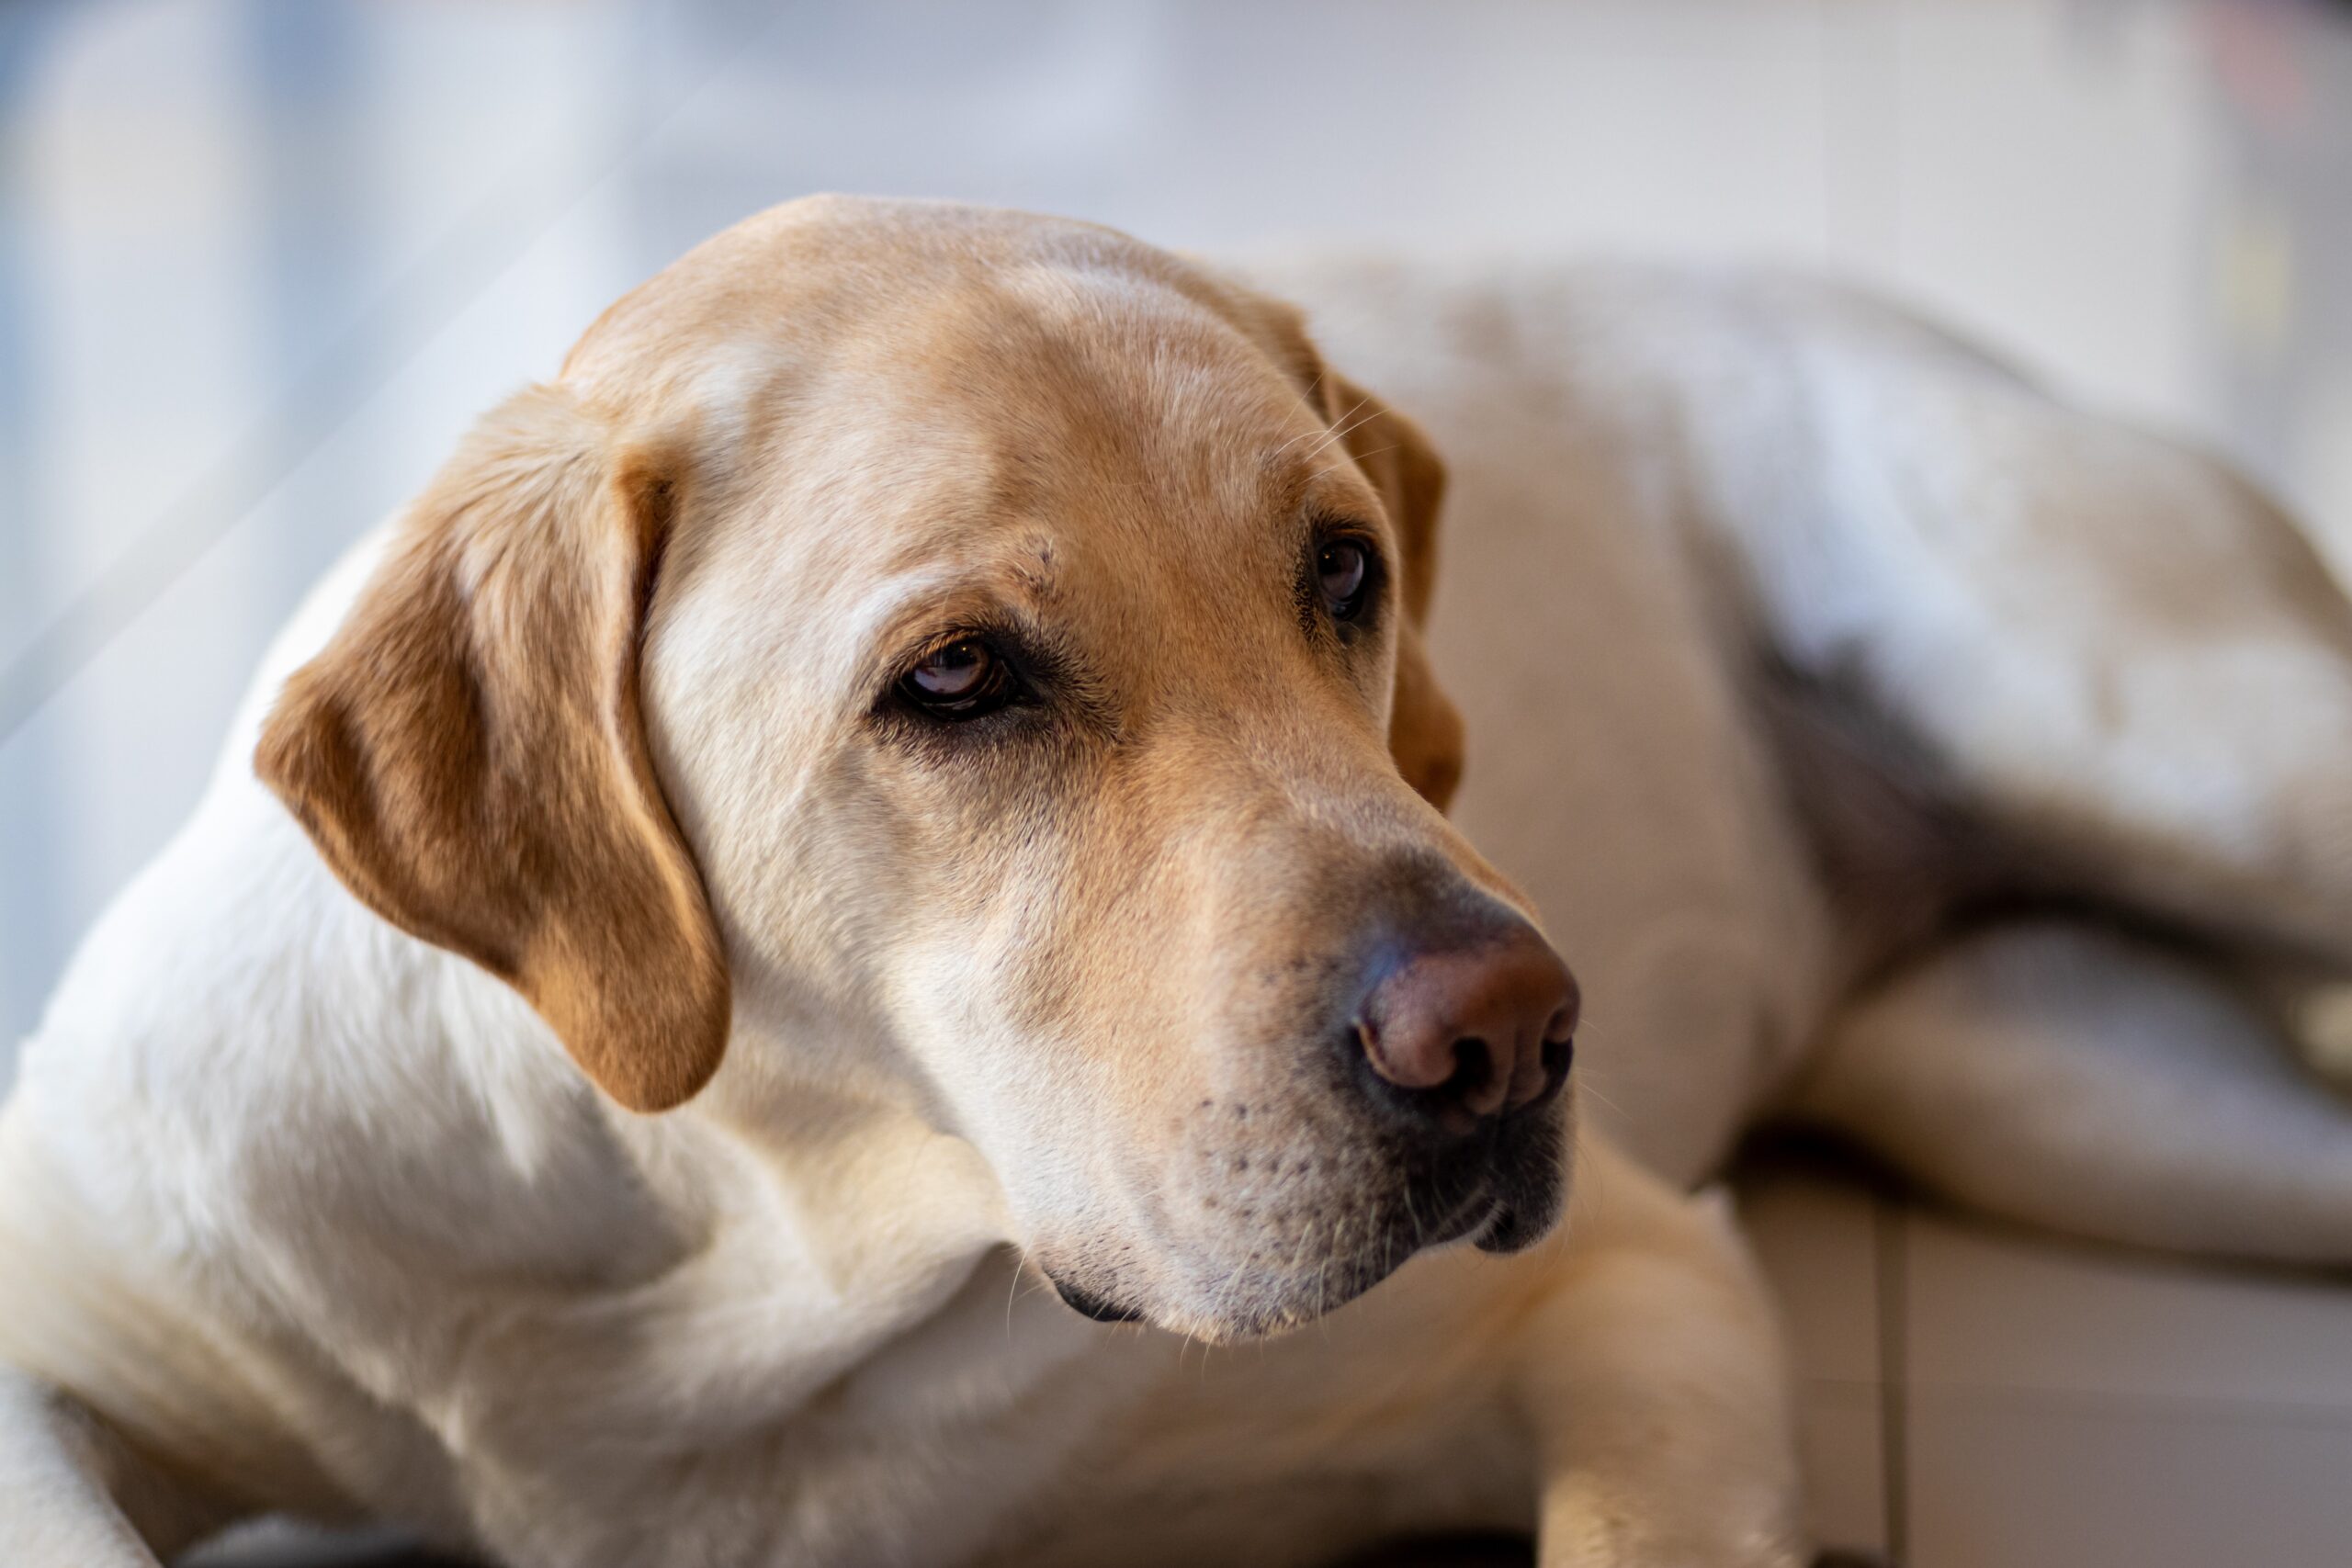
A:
<box><xmin>1785</xmin><ymin>919</ymin><xmax>2352</xmax><ymax>1264</ymax></box>
<box><xmin>1713</xmin><ymin>312</ymin><xmax>2352</xmax><ymax>969</ymax></box>
<box><xmin>1736</xmin><ymin>343</ymin><xmax>2352</xmax><ymax>1091</ymax></box>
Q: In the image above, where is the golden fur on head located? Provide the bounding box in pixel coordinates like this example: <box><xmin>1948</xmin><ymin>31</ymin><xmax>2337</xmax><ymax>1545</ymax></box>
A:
<box><xmin>258</xmin><ymin>198</ymin><xmax>1465</xmax><ymax>1143</ymax></box>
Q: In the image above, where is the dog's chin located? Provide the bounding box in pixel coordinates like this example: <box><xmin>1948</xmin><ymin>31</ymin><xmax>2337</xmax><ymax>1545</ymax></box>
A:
<box><xmin>1046</xmin><ymin>1113</ymin><xmax>1572</xmax><ymax>1343</ymax></box>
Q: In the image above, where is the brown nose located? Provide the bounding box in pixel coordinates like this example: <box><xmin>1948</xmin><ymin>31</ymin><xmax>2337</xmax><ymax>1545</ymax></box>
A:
<box><xmin>1354</xmin><ymin>926</ymin><xmax>1578</xmax><ymax>1134</ymax></box>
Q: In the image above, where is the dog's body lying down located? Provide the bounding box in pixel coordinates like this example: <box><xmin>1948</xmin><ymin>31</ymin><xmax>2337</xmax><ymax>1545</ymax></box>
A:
<box><xmin>1271</xmin><ymin>257</ymin><xmax>2352</xmax><ymax>1253</ymax></box>
<box><xmin>5</xmin><ymin>197</ymin><xmax>2351</xmax><ymax>1567</ymax></box>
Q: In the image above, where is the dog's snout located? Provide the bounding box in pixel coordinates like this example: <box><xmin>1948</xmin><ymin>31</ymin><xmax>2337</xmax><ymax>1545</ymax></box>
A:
<box><xmin>1353</xmin><ymin>925</ymin><xmax>1578</xmax><ymax>1135</ymax></box>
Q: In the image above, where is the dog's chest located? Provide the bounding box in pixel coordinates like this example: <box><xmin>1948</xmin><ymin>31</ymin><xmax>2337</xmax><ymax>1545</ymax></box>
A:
<box><xmin>441</xmin><ymin>1249</ymin><xmax>1156</xmax><ymax>1568</ymax></box>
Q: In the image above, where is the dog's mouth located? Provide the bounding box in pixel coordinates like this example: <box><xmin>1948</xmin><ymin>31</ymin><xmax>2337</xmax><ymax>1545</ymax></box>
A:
<box><xmin>1048</xmin><ymin>1275</ymin><xmax>1146</xmax><ymax>1324</ymax></box>
<box><xmin>1044</xmin><ymin>1106</ymin><xmax>1569</xmax><ymax>1337</ymax></box>
<box><xmin>1387</xmin><ymin>1111</ymin><xmax>1573</xmax><ymax>1264</ymax></box>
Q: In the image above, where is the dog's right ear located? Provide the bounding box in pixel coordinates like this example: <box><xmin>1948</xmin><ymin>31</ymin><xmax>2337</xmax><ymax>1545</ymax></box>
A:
<box><xmin>1227</xmin><ymin>286</ymin><xmax>1466</xmax><ymax>813</ymax></box>
<box><xmin>1319</xmin><ymin>369</ymin><xmax>1464</xmax><ymax>815</ymax></box>
<box><xmin>254</xmin><ymin>385</ymin><xmax>729</xmax><ymax>1112</ymax></box>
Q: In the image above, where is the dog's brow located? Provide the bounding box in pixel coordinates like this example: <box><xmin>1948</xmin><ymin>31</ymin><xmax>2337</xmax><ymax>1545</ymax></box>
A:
<box><xmin>1257</xmin><ymin>457</ymin><xmax>1317</xmax><ymax>519</ymax></box>
<box><xmin>844</xmin><ymin>554</ymin><xmax>1066</xmax><ymax>694</ymax></box>
<box><xmin>1265</xmin><ymin>457</ymin><xmax>1386</xmax><ymax>542</ymax></box>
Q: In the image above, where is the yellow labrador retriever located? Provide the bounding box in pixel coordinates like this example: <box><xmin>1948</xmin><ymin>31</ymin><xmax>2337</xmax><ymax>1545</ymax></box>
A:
<box><xmin>0</xmin><ymin>199</ymin><xmax>1800</xmax><ymax>1567</ymax></box>
<box><xmin>14</xmin><ymin>194</ymin><xmax>2352</xmax><ymax>1567</ymax></box>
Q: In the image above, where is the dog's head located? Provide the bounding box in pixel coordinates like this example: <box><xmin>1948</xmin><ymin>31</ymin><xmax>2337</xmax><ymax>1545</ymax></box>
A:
<box><xmin>257</xmin><ymin>197</ymin><xmax>1577</xmax><ymax>1341</ymax></box>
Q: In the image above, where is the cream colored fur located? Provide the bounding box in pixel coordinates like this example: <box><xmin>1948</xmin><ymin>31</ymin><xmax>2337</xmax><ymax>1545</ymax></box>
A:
<box><xmin>1273</xmin><ymin>258</ymin><xmax>2352</xmax><ymax>1244</ymax></box>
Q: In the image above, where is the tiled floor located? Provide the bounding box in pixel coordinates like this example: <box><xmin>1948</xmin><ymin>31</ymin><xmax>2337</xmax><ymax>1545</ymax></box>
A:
<box><xmin>1739</xmin><ymin>1151</ymin><xmax>1897</xmax><ymax>1556</ymax></box>
<box><xmin>1740</xmin><ymin>1145</ymin><xmax>2352</xmax><ymax>1565</ymax></box>
<box><xmin>6</xmin><ymin>4</ymin><xmax>2352</xmax><ymax>1564</ymax></box>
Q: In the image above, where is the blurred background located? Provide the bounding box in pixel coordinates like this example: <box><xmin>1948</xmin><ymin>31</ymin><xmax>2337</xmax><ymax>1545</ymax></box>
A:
<box><xmin>3</xmin><ymin>4</ymin><xmax>2349</xmax><ymax>1565</ymax></box>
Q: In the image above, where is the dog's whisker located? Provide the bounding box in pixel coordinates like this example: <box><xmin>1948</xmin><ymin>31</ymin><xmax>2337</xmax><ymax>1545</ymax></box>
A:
<box><xmin>1279</xmin><ymin>394</ymin><xmax>1376</xmax><ymax>465</ymax></box>
<box><xmin>1270</xmin><ymin>395</ymin><xmax>1366</xmax><ymax>460</ymax></box>
<box><xmin>1308</xmin><ymin>398</ymin><xmax>1387</xmax><ymax>461</ymax></box>
<box><xmin>1005</xmin><ymin>1240</ymin><xmax>1035</xmax><ymax>1340</ymax></box>
<box><xmin>1572</xmin><ymin>1079</ymin><xmax>1627</xmax><ymax>1120</ymax></box>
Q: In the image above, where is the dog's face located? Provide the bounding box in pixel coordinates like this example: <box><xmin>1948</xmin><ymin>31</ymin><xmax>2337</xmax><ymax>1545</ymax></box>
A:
<box><xmin>259</xmin><ymin>198</ymin><xmax>1577</xmax><ymax>1341</ymax></box>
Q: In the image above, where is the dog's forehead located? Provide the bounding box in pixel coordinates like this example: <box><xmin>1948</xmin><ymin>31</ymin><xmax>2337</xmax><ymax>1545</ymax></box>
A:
<box><xmin>569</xmin><ymin>195</ymin><xmax>1388</xmax><ymax>545</ymax></box>
<box><xmin>626</xmin><ymin>202</ymin><xmax>1392</xmax><ymax>699</ymax></box>
<box><xmin>566</xmin><ymin>196</ymin><xmax>1287</xmax><ymax>418</ymax></box>
<box><xmin>892</xmin><ymin>274</ymin><xmax>1347</xmax><ymax>533</ymax></box>
<box><xmin>711</xmin><ymin>253</ymin><xmax>1374</xmax><ymax>565</ymax></box>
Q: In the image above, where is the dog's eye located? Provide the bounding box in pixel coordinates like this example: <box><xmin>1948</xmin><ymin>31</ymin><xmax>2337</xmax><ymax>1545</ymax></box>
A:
<box><xmin>899</xmin><ymin>638</ymin><xmax>1015</xmax><ymax>718</ymax></box>
<box><xmin>1317</xmin><ymin>538</ymin><xmax>1372</xmax><ymax>621</ymax></box>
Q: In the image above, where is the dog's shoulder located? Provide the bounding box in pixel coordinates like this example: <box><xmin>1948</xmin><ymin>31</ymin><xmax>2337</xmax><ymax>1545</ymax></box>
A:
<box><xmin>1</xmin><ymin>524</ymin><xmax>736</xmax><ymax>1513</ymax></box>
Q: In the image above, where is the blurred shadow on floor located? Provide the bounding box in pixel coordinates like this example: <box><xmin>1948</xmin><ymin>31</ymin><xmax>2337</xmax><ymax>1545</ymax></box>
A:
<box><xmin>1332</xmin><ymin>1535</ymin><xmax>1533</xmax><ymax>1567</ymax></box>
<box><xmin>185</xmin><ymin>1523</ymin><xmax>1894</xmax><ymax>1565</ymax></box>
<box><xmin>187</xmin><ymin>1534</ymin><xmax>1541</xmax><ymax>1568</ymax></box>
<box><xmin>1335</xmin><ymin>1534</ymin><xmax>1887</xmax><ymax>1567</ymax></box>
<box><xmin>178</xmin><ymin>1525</ymin><xmax>481</xmax><ymax>1568</ymax></box>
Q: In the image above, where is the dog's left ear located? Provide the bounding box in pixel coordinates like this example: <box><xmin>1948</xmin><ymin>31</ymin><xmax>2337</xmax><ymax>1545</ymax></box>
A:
<box><xmin>255</xmin><ymin>385</ymin><xmax>729</xmax><ymax>1112</ymax></box>
<box><xmin>1323</xmin><ymin>370</ymin><xmax>1464</xmax><ymax>813</ymax></box>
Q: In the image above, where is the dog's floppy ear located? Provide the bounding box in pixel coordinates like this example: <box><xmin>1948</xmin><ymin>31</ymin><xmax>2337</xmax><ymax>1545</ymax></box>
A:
<box><xmin>255</xmin><ymin>385</ymin><xmax>729</xmax><ymax>1112</ymax></box>
<box><xmin>1323</xmin><ymin>370</ymin><xmax>1464</xmax><ymax>813</ymax></box>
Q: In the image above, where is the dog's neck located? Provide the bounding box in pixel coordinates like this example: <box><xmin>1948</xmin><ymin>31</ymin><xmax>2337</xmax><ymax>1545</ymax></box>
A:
<box><xmin>1</xmin><ymin>524</ymin><xmax>1131</xmax><ymax>1545</ymax></box>
<box><xmin>6</xmin><ymin>757</ymin><xmax>1082</xmax><ymax>1531</ymax></box>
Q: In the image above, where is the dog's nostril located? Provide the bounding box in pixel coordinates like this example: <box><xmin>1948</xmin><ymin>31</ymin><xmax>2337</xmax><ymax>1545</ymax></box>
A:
<box><xmin>1443</xmin><ymin>1037</ymin><xmax>1496</xmax><ymax>1109</ymax></box>
<box><xmin>1541</xmin><ymin>1035</ymin><xmax>1573</xmax><ymax>1081</ymax></box>
<box><xmin>1516</xmin><ymin>1034</ymin><xmax>1575</xmax><ymax>1118</ymax></box>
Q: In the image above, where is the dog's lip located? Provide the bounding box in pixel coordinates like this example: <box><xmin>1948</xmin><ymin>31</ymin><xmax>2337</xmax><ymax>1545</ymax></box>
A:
<box><xmin>1046</xmin><ymin>1188</ymin><xmax>1493</xmax><ymax>1337</ymax></box>
<box><xmin>1047</xmin><ymin>1272</ymin><xmax>1144</xmax><ymax>1325</ymax></box>
<box><xmin>1466</xmin><ymin>1195</ymin><xmax>1517</xmax><ymax>1253</ymax></box>
<box><xmin>1457</xmin><ymin>1189</ymin><xmax>1505</xmax><ymax>1235</ymax></box>
<box><xmin>1430</xmin><ymin>1184</ymin><xmax>1507</xmax><ymax>1249</ymax></box>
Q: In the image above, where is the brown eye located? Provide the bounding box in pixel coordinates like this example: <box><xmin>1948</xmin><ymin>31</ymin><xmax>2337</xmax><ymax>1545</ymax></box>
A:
<box><xmin>899</xmin><ymin>638</ymin><xmax>1014</xmax><ymax>717</ymax></box>
<box><xmin>1317</xmin><ymin>538</ymin><xmax>1372</xmax><ymax>620</ymax></box>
